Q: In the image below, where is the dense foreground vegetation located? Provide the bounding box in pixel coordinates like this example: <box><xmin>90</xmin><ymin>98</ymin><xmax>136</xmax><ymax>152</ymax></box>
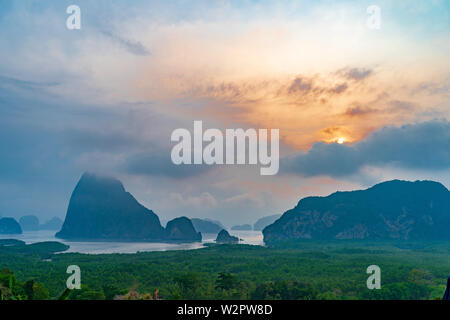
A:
<box><xmin>1</xmin><ymin>240</ymin><xmax>449</xmax><ymax>300</ymax></box>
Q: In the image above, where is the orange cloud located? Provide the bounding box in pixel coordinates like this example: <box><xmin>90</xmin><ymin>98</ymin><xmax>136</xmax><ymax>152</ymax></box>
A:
<box><xmin>124</xmin><ymin>19</ymin><xmax>450</xmax><ymax>151</ymax></box>
<box><xmin>158</xmin><ymin>69</ymin><xmax>442</xmax><ymax>150</ymax></box>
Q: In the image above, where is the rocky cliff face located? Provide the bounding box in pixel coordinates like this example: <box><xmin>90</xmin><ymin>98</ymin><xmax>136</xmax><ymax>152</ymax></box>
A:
<box><xmin>263</xmin><ymin>180</ymin><xmax>450</xmax><ymax>244</ymax></box>
<box><xmin>0</xmin><ymin>217</ymin><xmax>22</xmax><ymax>234</ymax></box>
<box><xmin>166</xmin><ymin>217</ymin><xmax>202</xmax><ymax>242</ymax></box>
<box><xmin>56</xmin><ymin>173</ymin><xmax>166</xmax><ymax>241</ymax></box>
<box><xmin>216</xmin><ymin>229</ymin><xmax>239</xmax><ymax>244</ymax></box>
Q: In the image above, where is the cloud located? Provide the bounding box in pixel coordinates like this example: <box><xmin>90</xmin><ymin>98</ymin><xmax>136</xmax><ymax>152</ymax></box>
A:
<box><xmin>101</xmin><ymin>31</ymin><xmax>151</xmax><ymax>56</ymax></box>
<box><xmin>330</xmin><ymin>83</ymin><xmax>348</xmax><ymax>94</ymax></box>
<box><xmin>318</xmin><ymin>126</ymin><xmax>353</xmax><ymax>143</ymax></box>
<box><xmin>282</xmin><ymin>120</ymin><xmax>450</xmax><ymax>177</ymax></box>
<box><xmin>167</xmin><ymin>192</ymin><xmax>218</xmax><ymax>209</ymax></box>
<box><xmin>63</xmin><ymin>128</ymin><xmax>137</xmax><ymax>152</ymax></box>
<box><xmin>177</xmin><ymin>63</ymin><xmax>447</xmax><ymax>149</ymax></box>
<box><xmin>0</xmin><ymin>75</ymin><xmax>60</xmax><ymax>91</ymax></box>
<box><xmin>340</xmin><ymin>67</ymin><xmax>373</xmax><ymax>81</ymax></box>
<box><xmin>124</xmin><ymin>152</ymin><xmax>211</xmax><ymax>179</ymax></box>
<box><xmin>288</xmin><ymin>77</ymin><xmax>313</xmax><ymax>94</ymax></box>
<box><xmin>0</xmin><ymin>0</ymin><xmax>449</xmax><ymax>227</ymax></box>
<box><xmin>223</xmin><ymin>192</ymin><xmax>266</xmax><ymax>208</ymax></box>
<box><xmin>343</xmin><ymin>106</ymin><xmax>377</xmax><ymax>117</ymax></box>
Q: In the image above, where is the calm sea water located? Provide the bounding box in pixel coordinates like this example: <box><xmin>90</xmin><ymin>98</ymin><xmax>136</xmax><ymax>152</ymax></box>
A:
<box><xmin>0</xmin><ymin>230</ymin><xmax>264</xmax><ymax>254</ymax></box>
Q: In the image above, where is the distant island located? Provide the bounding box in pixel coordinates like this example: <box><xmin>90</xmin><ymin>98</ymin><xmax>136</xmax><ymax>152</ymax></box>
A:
<box><xmin>191</xmin><ymin>218</ymin><xmax>223</xmax><ymax>234</ymax></box>
<box><xmin>166</xmin><ymin>217</ymin><xmax>201</xmax><ymax>241</ymax></box>
<box><xmin>0</xmin><ymin>217</ymin><xmax>22</xmax><ymax>235</ymax></box>
<box><xmin>231</xmin><ymin>224</ymin><xmax>252</xmax><ymax>231</ymax></box>
<box><xmin>264</xmin><ymin>180</ymin><xmax>450</xmax><ymax>244</ymax></box>
<box><xmin>19</xmin><ymin>215</ymin><xmax>40</xmax><ymax>231</ymax></box>
<box><xmin>215</xmin><ymin>229</ymin><xmax>240</xmax><ymax>244</ymax></box>
<box><xmin>56</xmin><ymin>173</ymin><xmax>202</xmax><ymax>242</ymax></box>
<box><xmin>39</xmin><ymin>217</ymin><xmax>63</xmax><ymax>231</ymax></box>
<box><xmin>17</xmin><ymin>215</ymin><xmax>63</xmax><ymax>231</ymax></box>
<box><xmin>0</xmin><ymin>239</ymin><xmax>69</xmax><ymax>259</ymax></box>
<box><xmin>52</xmin><ymin>175</ymin><xmax>450</xmax><ymax>245</ymax></box>
<box><xmin>253</xmin><ymin>214</ymin><xmax>281</xmax><ymax>231</ymax></box>
<box><xmin>0</xmin><ymin>215</ymin><xmax>63</xmax><ymax>234</ymax></box>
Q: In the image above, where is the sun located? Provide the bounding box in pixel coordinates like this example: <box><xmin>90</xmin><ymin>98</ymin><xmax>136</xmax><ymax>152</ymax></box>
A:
<box><xmin>337</xmin><ymin>137</ymin><xmax>345</xmax><ymax>144</ymax></box>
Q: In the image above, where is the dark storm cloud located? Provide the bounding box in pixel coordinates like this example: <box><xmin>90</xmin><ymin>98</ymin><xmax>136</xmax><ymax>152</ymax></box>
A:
<box><xmin>0</xmin><ymin>72</ymin><xmax>200</xmax><ymax>218</ymax></box>
<box><xmin>282</xmin><ymin>120</ymin><xmax>450</xmax><ymax>177</ymax></box>
<box><xmin>0</xmin><ymin>71</ymin><xmax>209</xmax><ymax>186</ymax></box>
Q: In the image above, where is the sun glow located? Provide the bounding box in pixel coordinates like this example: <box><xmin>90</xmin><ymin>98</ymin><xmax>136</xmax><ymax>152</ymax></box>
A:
<box><xmin>337</xmin><ymin>138</ymin><xmax>345</xmax><ymax>144</ymax></box>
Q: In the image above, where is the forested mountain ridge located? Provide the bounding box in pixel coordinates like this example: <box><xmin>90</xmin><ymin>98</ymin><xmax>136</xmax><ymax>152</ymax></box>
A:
<box><xmin>264</xmin><ymin>180</ymin><xmax>450</xmax><ymax>243</ymax></box>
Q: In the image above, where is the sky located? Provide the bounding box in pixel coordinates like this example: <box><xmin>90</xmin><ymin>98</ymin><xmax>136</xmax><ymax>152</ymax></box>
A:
<box><xmin>0</xmin><ymin>0</ymin><xmax>449</xmax><ymax>227</ymax></box>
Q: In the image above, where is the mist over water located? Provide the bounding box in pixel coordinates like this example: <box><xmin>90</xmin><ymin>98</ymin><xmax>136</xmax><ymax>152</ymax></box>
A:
<box><xmin>0</xmin><ymin>230</ymin><xmax>263</xmax><ymax>254</ymax></box>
